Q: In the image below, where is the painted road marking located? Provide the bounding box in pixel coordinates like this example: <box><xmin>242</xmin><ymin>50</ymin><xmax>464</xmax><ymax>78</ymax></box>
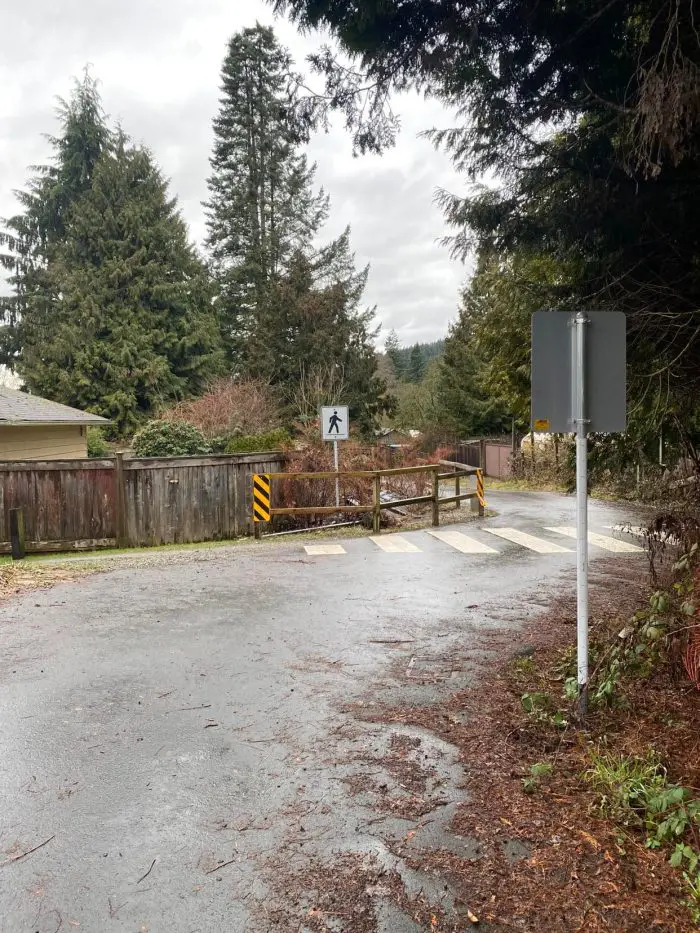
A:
<box><xmin>304</xmin><ymin>544</ymin><xmax>347</xmax><ymax>556</ymax></box>
<box><xmin>370</xmin><ymin>535</ymin><xmax>422</xmax><ymax>553</ymax></box>
<box><xmin>484</xmin><ymin>527</ymin><xmax>571</xmax><ymax>553</ymax></box>
<box><xmin>427</xmin><ymin>530</ymin><xmax>498</xmax><ymax>554</ymax></box>
<box><xmin>547</xmin><ymin>526</ymin><xmax>643</xmax><ymax>553</ymax></box>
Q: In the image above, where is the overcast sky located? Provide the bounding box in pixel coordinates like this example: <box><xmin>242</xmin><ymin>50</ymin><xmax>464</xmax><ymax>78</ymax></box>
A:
<box><xmin>0</xmin><ymin>0</ymin><xmax>470</xmax><ymax>347</ymax></box>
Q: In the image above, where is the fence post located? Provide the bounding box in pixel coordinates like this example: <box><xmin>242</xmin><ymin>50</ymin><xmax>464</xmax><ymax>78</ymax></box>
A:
<box><xmin>432</xmin><ymin>469</ymin><xmax>440</xmax><ymax>527</ymax></box>
<box><xmin>455</xmin><ymin>472</ymin><xmax>461</xmax><ymax>510</ymax></box>
<box><xmin>479</xmin><ymin>438</ymin><xmax>486</xmax><ymax>472</ymax></box>
<box><xmin>114</xmin><ymin>453</ymin><xmax>128</xmax><ymax>547</ymax></box>
<box><xmin>9</xmin><ymin>507</ymin><xmax>26</xmax><ymax>560</ymax></box>
<box><xmin>373</xmin><ymin>473</ymin><xmax>381</xmax><ymax>534</ymax></box>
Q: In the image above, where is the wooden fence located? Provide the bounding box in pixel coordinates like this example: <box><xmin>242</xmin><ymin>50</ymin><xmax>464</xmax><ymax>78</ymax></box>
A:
<box><xmin>0</xmin><ymin>452</ymin><xmax>286</xmax><ymax>554</ymax></box>
<box><xmin>254</xmin><ymin>461</ymin><xmax>483</xmax><ymax>536</ymax></box>
<box><xmin>456</xmin><ymin>440</ymin><xmax>514</xmax><ymax>479</ymax></box>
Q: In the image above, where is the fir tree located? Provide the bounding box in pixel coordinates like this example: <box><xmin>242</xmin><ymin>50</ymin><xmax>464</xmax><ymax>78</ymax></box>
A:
<box><xmin>205</xmin><ymin>25</ymin><xmax>392</xmax><ymax>431</ymax></box>
<box><xmin>407</xmin><ymin>344</ymin><xmax>425</xmax><ymax>383</ymax></box>
<box><xmin>204</xmin><ymin>25</ymin><xmax>326</xmax><ymax>366</ymax></box>
<box><xmin>0</xmin><ymin>71</ymin><xmax>111</xmax><ymax>366</ymax></box>
<box><xmin>1</xmin><ymin>78</ymin><xmax>223</xmax><ymax>434</ymax></box>
<box><xmin>250</xmin><ymin>237</ymin><xmax>387</xmax><ymax>432</ymax></box>
<box><xmin>384</xmin><ymin>329</ymin><xmax>403</xmax><ymax>380</ymax></box>
<box><xmin>29</xmin><ymin>136</ymin><xmax>223</xmax><ymax>433</ymax></box>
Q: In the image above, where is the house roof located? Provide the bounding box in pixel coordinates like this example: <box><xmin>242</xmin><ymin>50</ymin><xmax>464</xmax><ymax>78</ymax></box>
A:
<box><xmin>0</xmin><ymin>387</ymin><xmax>110</xmax><ymax>426</ymax></box>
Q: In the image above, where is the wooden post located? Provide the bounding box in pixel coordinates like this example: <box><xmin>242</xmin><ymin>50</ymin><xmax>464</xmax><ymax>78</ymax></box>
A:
<box><xmin>455</xmin><ymin>473</ymin><xmax>461</xmax><ymax>510</ymax></box>
<box><xmin>114</xmin><ymin>453</ymin><xmax>128</xmax><ymax>547</ymax></box>
<box><xmin>479</xmin><ymin>438</ymin><xmax>486</xmax><ymax>472</ymax></box>
<box><xmin>373</xmin><ymin>473</ymin><xmax>381</xmax><ymax>534</ymax></box>
<box><xmin>9</xmin><ymin>507</ymin><xmax>26</xmax><ymax>560</ymax></box>
<box><xmin>432</xmin><ymin>469</ymin><xmax>440</xmax><ymax>527</ymax></box>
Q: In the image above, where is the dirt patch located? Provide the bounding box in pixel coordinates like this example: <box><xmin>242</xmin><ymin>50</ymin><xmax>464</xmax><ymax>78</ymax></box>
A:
<box><xmin>258</xmin><ymin>851</ymin><xmax>474</xmax><ymax>932</ymax></box>
<box><xmin>0</xmin><ymin>561</ymin><xmax>97</xmax><ymax>604</ymax></box>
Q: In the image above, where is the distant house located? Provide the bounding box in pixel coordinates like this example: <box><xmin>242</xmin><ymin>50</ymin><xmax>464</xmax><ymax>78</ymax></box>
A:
<box><xmin>376</xmin><ymin>427</ymin><xmax>421</xmax><ymax>447</ymax></box>
<box><xmin>0</xmin><ymin>388</ymin><xmax>110</xmax><ymax>461</ymax></box>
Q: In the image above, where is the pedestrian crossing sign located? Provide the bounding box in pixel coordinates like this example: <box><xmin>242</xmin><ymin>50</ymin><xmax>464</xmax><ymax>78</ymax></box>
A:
<box><xmin>321</xmin><ymin>406</ymin><xmax>349</xmax><ymax>441</ymax></box>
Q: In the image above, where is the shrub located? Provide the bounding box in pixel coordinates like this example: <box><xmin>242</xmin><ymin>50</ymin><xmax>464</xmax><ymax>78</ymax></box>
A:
<box><xmin>87</xmin><ymin>427</ymin><xmax>110</xmax><ymax>458</ymax></box>
<box><xmin>225</xmin><ymin>429</ymin><xmax>291</xmax><ymax>454</ymax></box>
<box><xmin>161</xmin><ymin>378</ymin><xmax>281</xmax><ymax>439</ymax></box>
<box><xmin>132</xmin><ymin>420</ymin><xmax>211</xmax><ymax>458</ymax></box>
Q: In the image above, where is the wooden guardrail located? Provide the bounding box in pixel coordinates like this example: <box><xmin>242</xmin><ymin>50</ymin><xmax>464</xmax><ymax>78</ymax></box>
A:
<box><xmin>252</xmin><ymin>461</ymin><xmax>485</xmax><ymax>537</ymax></box>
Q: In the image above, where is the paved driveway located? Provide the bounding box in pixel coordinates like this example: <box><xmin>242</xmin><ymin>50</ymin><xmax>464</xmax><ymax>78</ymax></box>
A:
<box><xmin>0</xmin><ymin>492</ymin><xmax>645</xmax><ymax>932</ymax></box>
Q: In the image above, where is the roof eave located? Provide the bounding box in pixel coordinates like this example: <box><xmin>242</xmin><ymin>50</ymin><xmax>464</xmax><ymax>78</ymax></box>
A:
<box><xmin>0</xmin><ymin>419</ymin><xmax>111</xmax><ymax>427</ymax></box>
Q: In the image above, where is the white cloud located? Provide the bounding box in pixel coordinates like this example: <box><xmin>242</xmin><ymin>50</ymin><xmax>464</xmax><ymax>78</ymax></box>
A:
<box><xmin>0</xmin><ymin>0</ymin><xmax>470</xmax><ymax>345</ymax></box>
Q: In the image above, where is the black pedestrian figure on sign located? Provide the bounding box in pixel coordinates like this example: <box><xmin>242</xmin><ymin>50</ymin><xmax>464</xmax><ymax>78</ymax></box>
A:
<box><xmin>328</xmin><ymin>410</ymin><xmax>342</xmax><ymax>435</ymax></box>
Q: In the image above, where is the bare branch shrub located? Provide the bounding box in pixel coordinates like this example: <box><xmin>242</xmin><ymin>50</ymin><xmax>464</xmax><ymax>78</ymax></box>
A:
<box><xmin>161</xmin><ymin>378</ymin><xmax>281</xmax><ymax>439</ymax></box>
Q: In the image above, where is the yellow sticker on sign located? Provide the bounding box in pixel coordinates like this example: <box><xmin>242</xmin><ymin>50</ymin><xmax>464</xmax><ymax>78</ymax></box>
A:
<box><xmin>533</xmin><ymin>419</ymin><xmax>550</xmax><ymax>431</ymax></box>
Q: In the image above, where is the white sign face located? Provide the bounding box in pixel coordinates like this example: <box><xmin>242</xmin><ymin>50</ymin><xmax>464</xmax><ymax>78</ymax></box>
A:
<box><xmin>321</xmin><ymin>405</ymin><xmax>349</xmax><ymax>441</ymax></box>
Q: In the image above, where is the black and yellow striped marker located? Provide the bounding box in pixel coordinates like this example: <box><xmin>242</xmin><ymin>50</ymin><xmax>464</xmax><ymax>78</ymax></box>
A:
<box><xmin>253</xmin><ymin>473</ymin><xmax>271</xmax><ymax>523</ymax></box>
<box><xmin>476</xmin><ymin>469</ymin><xmax>486</xmax><ymax>508</ymax></box>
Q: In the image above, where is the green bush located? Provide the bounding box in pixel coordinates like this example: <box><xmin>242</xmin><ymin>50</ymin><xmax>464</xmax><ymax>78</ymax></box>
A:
<box><xmin>132</xmin><ymin>420</ymin><xmax>211</xmax><ymax>458</ymax></box>
<box><xmin>225</xmin><ymin>429</ymin><xmax>291</xmax><ymax>454</ymax></box>
<box><xmin>87</xmin><ymin>427</ymin><xmax>110</xmax><ymax>458</ymax></box>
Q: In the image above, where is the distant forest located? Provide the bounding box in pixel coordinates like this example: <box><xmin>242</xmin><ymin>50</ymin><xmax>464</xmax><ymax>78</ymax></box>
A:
<box><xmin>383</xmin><ymin>332</ymin><xmax>445</xmax><ymax>384</ymax></box>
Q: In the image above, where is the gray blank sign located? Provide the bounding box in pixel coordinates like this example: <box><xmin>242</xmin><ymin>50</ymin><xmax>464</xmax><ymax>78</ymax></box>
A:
<box><xmin>531</xmin><ymin>311</ymin><xmax>626</xmax><ymax>433</ymax></box>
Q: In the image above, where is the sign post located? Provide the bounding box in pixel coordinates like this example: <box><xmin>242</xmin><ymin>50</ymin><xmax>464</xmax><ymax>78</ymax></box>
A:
<box><xmin>531</xmin><ymin>311</ymin><xmax>626</xmax><ymax>718</ymax></box>
<box><xmin>574</xmin><ymin>312</ymin><xmax>589</xmax><ymax>714</ymax></box>
<box><xmin>321</xmin><ymin>406</ymin><xmax>349</xmax><ymax>509</ymax></box>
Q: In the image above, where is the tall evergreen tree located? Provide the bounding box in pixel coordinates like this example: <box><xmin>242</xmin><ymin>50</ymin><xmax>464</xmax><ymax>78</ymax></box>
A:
<box><xmin>204</xmin><ymin>25</ymin><xmax>327</xmax><ymax>366</ymax></box>
<box><xmin>0</xmin><ymin>71</ymin><xmax>110</xmax><ymax>365</ymax></box>
<box><xmin>1</xmin><ymin>79</ymin><xmax>223</xmax><ymax>434</ymax></box>
<box><xmin>249</xmin><ymin>238</ymin><xmax>387</xmax><ymax>432</ymax></box>
<box><xmin>205</xmin><ymin>25</ymin><xmax>392</xmax><ymax>430</ymax></box>
<box><xmin>407</xmin><ymin>344</ymin><xmax>425</xmax><ymax>384</ymax></box>
<box><xmin>34</xmin><ymin>137</ymin><xmax>223</xmax><ymax>433</ymax></box>
<box><xmin>384</xmin><ymin>329</ymin><xmax>403</xmax><ymax>380</ymax></box>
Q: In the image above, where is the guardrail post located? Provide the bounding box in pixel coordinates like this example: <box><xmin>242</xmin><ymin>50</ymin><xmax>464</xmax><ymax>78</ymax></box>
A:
<box><xmin>454</xmin><ymin>473</ymin><xmax>461</xmax><ymax>510</ymax></box>
<box><xmin>432</xmin><ymin>469</ymin><xmax>440</xmax><ymax>527</ymax></box>
<box><xmin>9</xmin><ymin>507</ymin><xmax>26</xmax><ymax>560</ymax></box>
<box><xmin>373</xmin><ymin>473</ymin><xmax>381</xmax><ymax>534</ymax></box>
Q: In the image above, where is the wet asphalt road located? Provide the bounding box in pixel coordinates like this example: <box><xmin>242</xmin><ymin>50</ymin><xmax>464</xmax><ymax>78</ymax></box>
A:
<box><xmin>0</xmin><ymin>492</ymin><xmax>645</xmax><ymax>932</ymax></box>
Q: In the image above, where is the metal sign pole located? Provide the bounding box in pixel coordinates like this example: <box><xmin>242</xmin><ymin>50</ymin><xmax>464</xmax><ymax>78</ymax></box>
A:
<box><xmin>574</xmin><ymin>311</ymin><xmax>589</xmax><ymax>718</ymax></box>
<box><xmin>334</xmin><ymin>440</ymin><xmax>340</xmax><ymax>508</ymax></box>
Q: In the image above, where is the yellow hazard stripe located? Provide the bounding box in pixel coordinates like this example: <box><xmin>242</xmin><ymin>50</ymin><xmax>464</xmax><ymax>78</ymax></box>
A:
<box><xmin>476</xmin><ymin>470</ymin><xmax>486</xmax><ymax>507</ymax></box>
<box><xmin>253</xmin><ymin>474</ymin><xmax>271</xmax><ymax>522</ymax></box>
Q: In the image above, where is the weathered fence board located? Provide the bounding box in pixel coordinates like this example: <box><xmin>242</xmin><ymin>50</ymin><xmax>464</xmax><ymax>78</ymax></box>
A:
<box><xmin>0</xmin><ymin>452</ymin><xmax>285</xmax><ymax>553</ymax></box>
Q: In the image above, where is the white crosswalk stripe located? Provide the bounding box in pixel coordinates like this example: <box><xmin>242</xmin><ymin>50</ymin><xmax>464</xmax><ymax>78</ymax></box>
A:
<box><xmin>484</xmin><ymin>527</ymin><xmax>571</xmax><ymax>553</ymax></box>
<box><xmin>427</xmin><ymin>530</ymin><xmax>498</xmax><ymax>554</ymax></box>
<box><xmin>304</xmin><ymin>544</ymin><xmax>346</xmax><ymax>555</ymax></box>
<box><xmin>370</xmin><ymin>535</ymin><xmax>422</xmax><ymax>553</ymax></box>
<box><xmin>546</xmin><ymin>526</ymin><xmax>643</xmax><ymax>553</ymax></box>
